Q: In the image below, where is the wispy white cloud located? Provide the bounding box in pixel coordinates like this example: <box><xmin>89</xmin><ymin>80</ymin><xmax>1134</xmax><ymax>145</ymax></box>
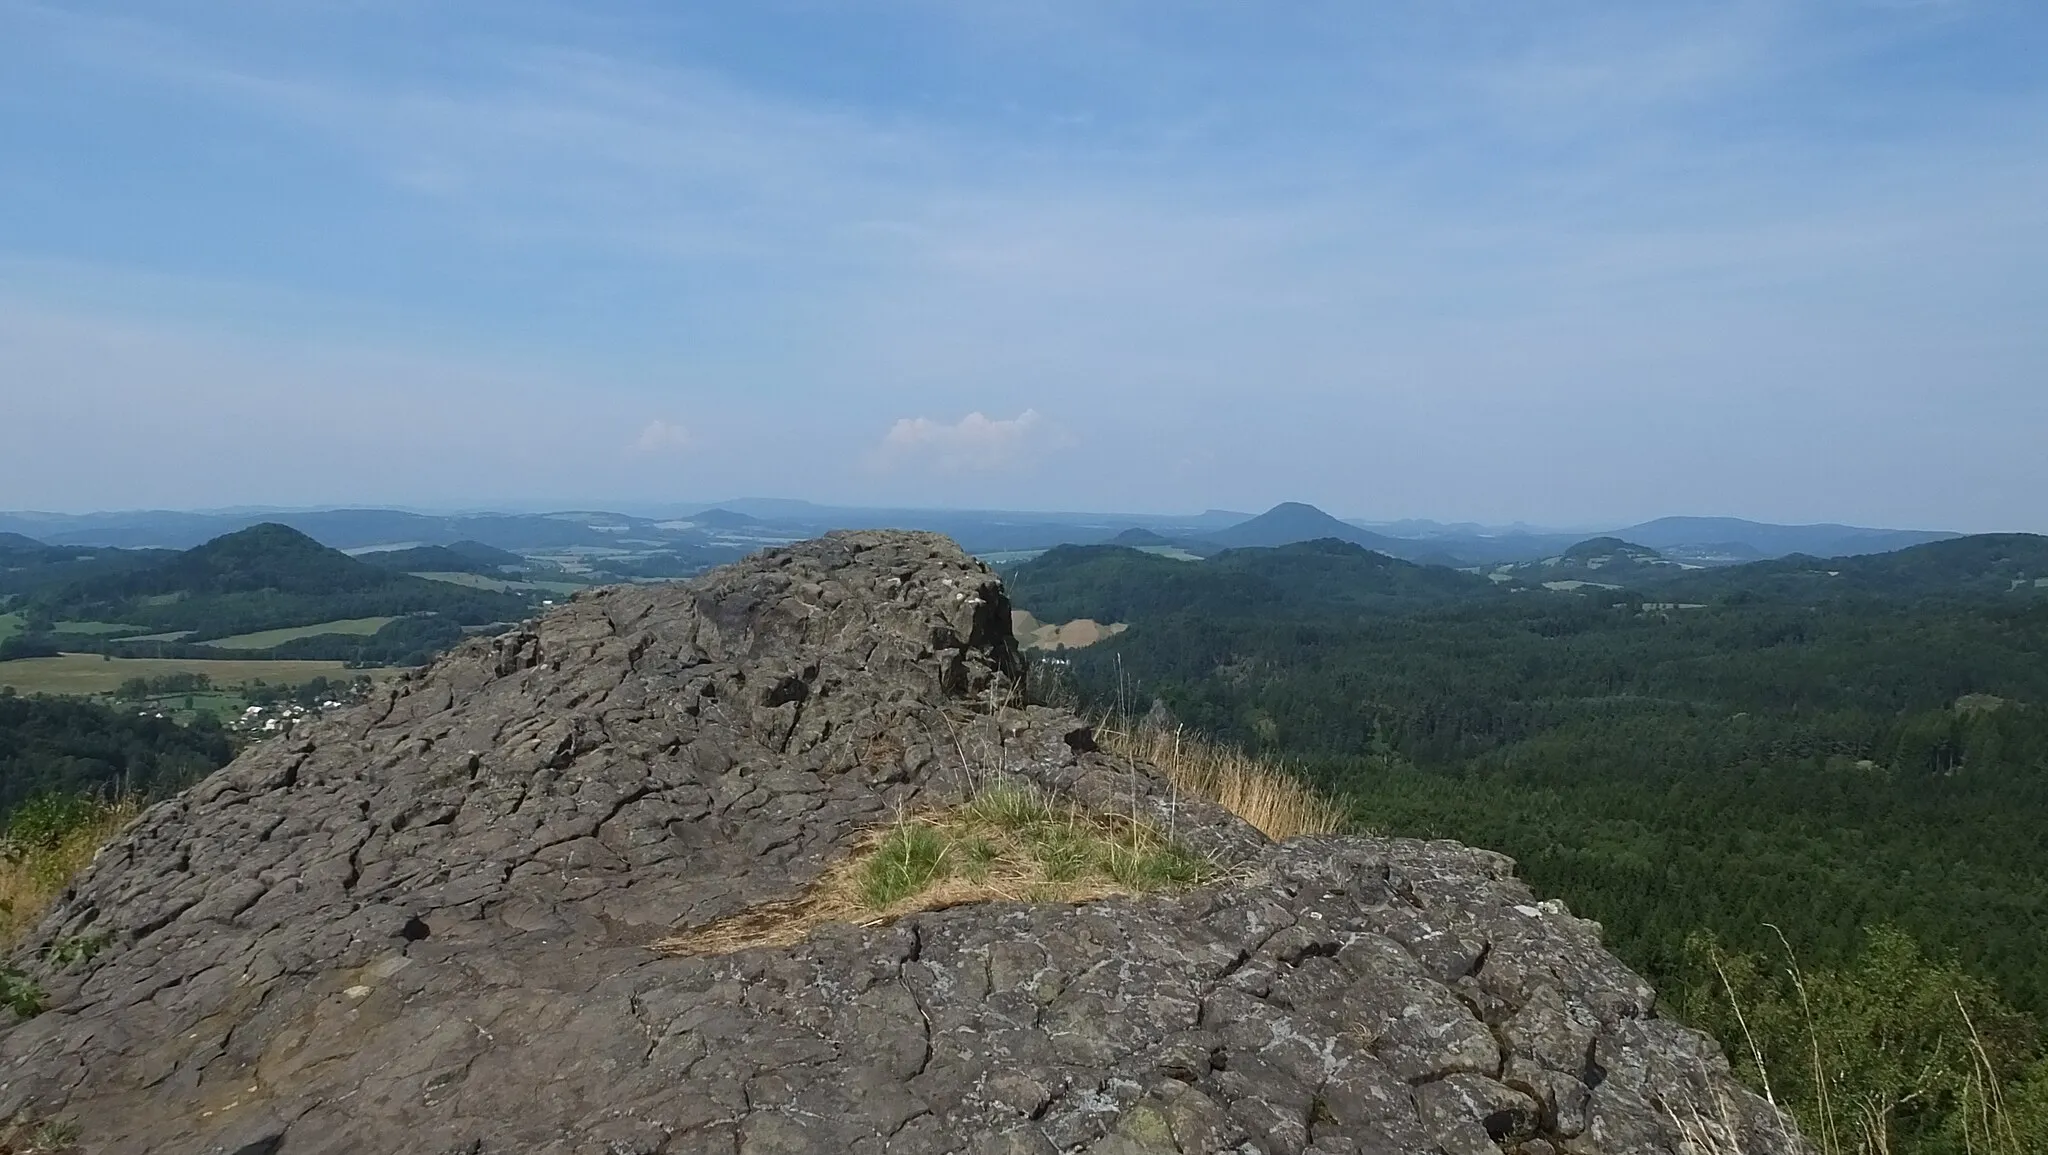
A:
<box><xmin>869</xmin><ymin>410</ymin><xmax>1073</xmax><ymax>475</ymax></box>
<box><xmin>630</xmin><ymin>418</ymin><xmax>692</xmax><ymax>456</ymax></box>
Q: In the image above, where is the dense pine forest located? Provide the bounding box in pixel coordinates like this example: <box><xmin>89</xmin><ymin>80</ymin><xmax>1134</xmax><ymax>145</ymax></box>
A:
<box><xmin>0</xmin><ymin>690</ymin><xmax>234</xmax><ymax>815</ymax></box>
<box><xmin>1009</xmin><ymin>536</ymin><xmax>2048</xmax><ymax>1150</ymax></box>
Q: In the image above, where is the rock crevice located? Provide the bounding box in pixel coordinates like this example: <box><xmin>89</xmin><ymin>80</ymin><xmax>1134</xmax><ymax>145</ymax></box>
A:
<box><xmin>1</xmin><ymin>531</ymin><xmax>1803</xmax><ymax>1155</ymax></box>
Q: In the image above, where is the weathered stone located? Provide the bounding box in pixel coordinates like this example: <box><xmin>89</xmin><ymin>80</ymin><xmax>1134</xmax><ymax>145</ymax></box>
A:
<box><xmin>0</xmin><ymin>532</ymin><xmax>1808</xmax><ymax>1155</ymax></box>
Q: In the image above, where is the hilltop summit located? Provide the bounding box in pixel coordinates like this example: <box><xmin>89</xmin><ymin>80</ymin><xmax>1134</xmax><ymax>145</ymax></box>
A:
<box><xmin>1558</xmin><ymin>537</ymin><xmax>1663</xmax><ymax>564</ymax></box>
<box><xmin>1204</xmin><ymin>502</ymin><xmax>1403</xmax><ymax>553</ymax></box>
<box><xmin>1</xmin><ymin>532</ymin><xmax>1801</xmax><ymax>1154</ymax></box>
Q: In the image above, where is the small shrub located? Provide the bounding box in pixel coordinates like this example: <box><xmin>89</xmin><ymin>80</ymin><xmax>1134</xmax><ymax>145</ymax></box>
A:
<box><xmin>4</xmin><ymin>795</ymin><xmax>101</xmax><ymax>853</ymax></box>
<box><xmin>0</xmin><ymin>967</ymin><xmax>45</xmax><ymax>1019</ymax></box>
<box><xmin>0</xmin><ymin>795</ymin><xmax>138</xmax><ymax>945</ymax></box>
<box><xmin>43</xmin><ymin>933</ymin><xmax>108</xmax><ymax>969</ymax></box>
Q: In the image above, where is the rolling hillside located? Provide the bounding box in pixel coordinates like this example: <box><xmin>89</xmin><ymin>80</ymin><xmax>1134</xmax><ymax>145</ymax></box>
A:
<box><xmin>1008</xmin><ymin>538</ymin><xmax>1501</xmax><ymax>624</ymax></box>
<box><xmin>358</xmin><ymin>540</ymin><xmax>526</xmax><ymax>575</ymax></box>
<box><xmin>1645</xmin><ymin>532</ymin><xmax>2048</xmax><ymax>602</ymax></box>
<box><xmin>1618</xmin><ymin>516</ymin><xmax>1957</xmax><ymax>561</ymax></box>
<box><xmin>15</xmin><ymin>524</ymin><xmax>532</xmax><ymax>659</ymax></box>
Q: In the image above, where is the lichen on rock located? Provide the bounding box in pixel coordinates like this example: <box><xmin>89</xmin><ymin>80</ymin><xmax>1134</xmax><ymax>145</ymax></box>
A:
<box><xmin>0</xmin><ymin>531</ymin><xmax>1805</xmax><ymax>1154</ymax></box>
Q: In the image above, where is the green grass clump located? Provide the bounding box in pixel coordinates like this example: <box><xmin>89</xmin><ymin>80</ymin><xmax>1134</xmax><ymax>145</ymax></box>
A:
<box><xmin>860</xmin><ymin>822</ymin><xmax>952</xmax><ymax>908</ymax></box>
<box><xmin>854</xmin><ymin>784</ymin><xmax>1215</xmax><ymax>913</ymax></box>
<box><xmin>661</xmin><ymin>785</ymin><xmax>1218</xmax><ymax>959</ymax></box>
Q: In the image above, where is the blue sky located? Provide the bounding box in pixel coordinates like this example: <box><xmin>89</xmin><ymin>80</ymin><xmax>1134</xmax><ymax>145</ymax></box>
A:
<box><xmin>3</xmin><ymin>1</ymin><xmax>2044</xmax><ymax>529</ymax></box>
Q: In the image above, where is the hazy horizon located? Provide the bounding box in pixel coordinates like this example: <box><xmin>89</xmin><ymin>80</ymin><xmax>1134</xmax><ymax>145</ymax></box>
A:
<box><xmin>0</xmin><ymin>496</ymin><xmax>1981</xmax><ymax>540</ymax></box>
<box><xmin>5</xmin><ymin>3</ymin><xmax>2045</xmax><ymax>532</ymax></box>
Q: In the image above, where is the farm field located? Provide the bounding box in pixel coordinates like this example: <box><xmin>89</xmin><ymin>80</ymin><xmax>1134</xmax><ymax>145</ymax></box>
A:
<box><xmin>413</xmin><ymin>571</ymin><xmax>586</xmax><ymax>595</ymax></box>
<box><xmin>53</xmin><ymin>620</ymin><xmax>150</xmax><ymax>635</ymax></box>
<box><xmin>199</xmin><ymin>617</ymin><xmax>398</xmax><ymax>650</ymax></box>
<box><xmin>0</xmin><ymin>613</ymin><xmax>20</xmax><ymax>642</ymax></box>
<box><xmin>0</xmin><ymin>654</ymin><xmax>387</xmax><ymax>696</ymax></box>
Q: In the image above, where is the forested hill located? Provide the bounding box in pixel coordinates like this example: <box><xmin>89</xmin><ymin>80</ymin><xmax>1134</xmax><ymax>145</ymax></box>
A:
<box><xmin>358</xmin><ymin>541</ymin><xmax>524</xmax><ymax>575</ymax></box>
<box><xmin>1643</xmin><ymin>531</ymin><xmax>2048</xmax><ymax>602</ymax></box>
<box><xmin>12</xmin><ymin>524</ymin><xmax>532</xmax><ymax>653</ymax></box>
<box><xmin>1013</xmin><ymin>539</ymin><xmax>1500</xmax><ymax>622</ymax></box>
<box><xmin>61</xmin><ymin>522</ymin><xmax>399</xmax><ymax>601</ymax></box>
<box><xmin>0</xmin><ymin>541</ymin><xmax>177</xmax><ymax>600</ymax></box>
<box><xmin>1006</xmin><ymin>534</ymin><xmax>2048</xmax><ymax>1031</ymax></box>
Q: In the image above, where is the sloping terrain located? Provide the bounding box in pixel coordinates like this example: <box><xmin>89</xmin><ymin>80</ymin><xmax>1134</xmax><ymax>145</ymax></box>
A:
<box><xmin>0</xmin><ymin>542</ymin><xmax>178</xmax><ymax>601</ymax></box>
<box><xmin>358</xmin><ymin>541</ymin><xmax>526</xmax><ymax>575</ymax></box>
<box><xmin>1617</xmin><ymin>517</ymin><xmax>1955</xmax><ymax>561</ymax></box>
<box><xmin>25</xmin><ymin>524</ymin><xmax>529</xmax><ymax>646</ymax></box>
<box><xmin>1011</xmin><ymin>539</ymin><xmax>1503</xmax><ymax>625</ymax></box>
<box><xmin>1644</xmin><ymin>532</ymin><xmax>2048</xmax><ymax>602</ymax></box>
<box><xmin>0</xmin><ymin>532</ymin><xmax>1798</xmax><ymax>1154</ymax></box>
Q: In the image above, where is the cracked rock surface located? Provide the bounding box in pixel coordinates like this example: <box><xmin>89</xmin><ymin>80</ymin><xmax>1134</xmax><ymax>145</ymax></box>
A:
<box><xmin>0</xmin><ymin>531</ymin><xmax>1804</xmax><ymax>1154</ymax></box>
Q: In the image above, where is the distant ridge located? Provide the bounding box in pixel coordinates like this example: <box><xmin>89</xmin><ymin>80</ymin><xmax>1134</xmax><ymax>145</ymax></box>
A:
<box><xmin>688</xmin><ymin>508</ymin><xmax>765</xmax><ymax>530</ymax></box>
<box><xmin>1618</xmin><ymin>516</ymin><xmax>1956</xmax><ymax>561</ymax></box>
<box><xmin>360</xmin><ymin>540</ymin><xmax>524</xmax><ymax>575</ymax></box>
<box><xmin>0</xmin><ymin>504</ymin><xmax>1982</xmax><ymax>570</ymax></box>
<box><xmin>1652</xmin><ymin>532</ymin><xmax>2048</xmax><ymax>601</ymax></box>
<box><xmin>1203</xmin><ymin>502</ymin><xmax>1403</xmax><ymax>553</ymax></box>
<box><xmin>0</xmin><ymin>531</ymin><xmax>43</xmax><ymax>552</ymax></box>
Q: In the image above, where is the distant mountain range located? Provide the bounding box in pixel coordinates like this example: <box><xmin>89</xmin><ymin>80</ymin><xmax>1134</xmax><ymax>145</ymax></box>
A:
<box><xmin>1647</xmin><ymin>533</ymin><xmax>2048</xmax><ymax>602</ymax></box>
<box><xmin>1612</xmin><ymin>516</ymin><xmax>1954</xmax><ymax>564</ymax></box>
<box><xmin>0</xmin><ymin>501</ymin><xmax>1974</xmax><ymax>568</ymax></box>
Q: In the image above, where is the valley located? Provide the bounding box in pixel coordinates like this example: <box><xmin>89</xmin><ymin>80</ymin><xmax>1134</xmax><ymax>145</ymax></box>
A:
<box><xmin>1006</xmin><ymin>535</ymin><xmax>2048</xmax><ymax>1019</ymax></box>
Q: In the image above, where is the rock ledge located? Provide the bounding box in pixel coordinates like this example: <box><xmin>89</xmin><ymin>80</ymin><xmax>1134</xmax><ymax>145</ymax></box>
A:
<box><xmin>1</xmin><ymin>532</ymin><xmax>1803</xmax><ymax>1155</ymax></box>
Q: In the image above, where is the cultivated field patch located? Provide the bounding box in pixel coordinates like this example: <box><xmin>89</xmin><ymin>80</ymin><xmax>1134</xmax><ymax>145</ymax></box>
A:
<box><xmin>52</xmin><ymin>621</ymin><xmax>150</xmax><ymax>636</ymax></box>
<box><xmin>0</xmin><ymin>655</ymin><xmax>388</xmax><ymax>696</ymax></box>
<box><xmin>412</xmin><ymin>572</ymin><xmax>586</xmax><ymax>596</ymax></box>
<box><xmin>199</xmin><ymin>617</ymin><xmax>398</xmax><ymax>650</ymax></box>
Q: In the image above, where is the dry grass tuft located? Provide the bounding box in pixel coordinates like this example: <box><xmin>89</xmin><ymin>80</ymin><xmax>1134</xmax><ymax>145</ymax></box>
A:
<box><xmin>655</xmin><ymin>784</ymin><xmax>1215</xmax><ymax>958</ymax></box>
<box><xmin>0</xmin><ymin>796</ymin><xmax>137</xmax><ymax>946</ymax></box>
<box><xmin>0</xmin><ymin>1108</ymin><xmax>81</xmax><ymax>1154</ymax></box>
<box><xmin>1098</xmin><ymin>722</ymin><xmax>1347</xmax><ymax>841</ymax></box>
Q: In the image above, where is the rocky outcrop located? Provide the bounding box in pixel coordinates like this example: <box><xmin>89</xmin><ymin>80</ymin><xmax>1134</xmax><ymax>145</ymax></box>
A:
<box><xmin>0</xmin><ymin>532</ymin><xmax>1804</xmax><ymax>1154</ymax></box>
